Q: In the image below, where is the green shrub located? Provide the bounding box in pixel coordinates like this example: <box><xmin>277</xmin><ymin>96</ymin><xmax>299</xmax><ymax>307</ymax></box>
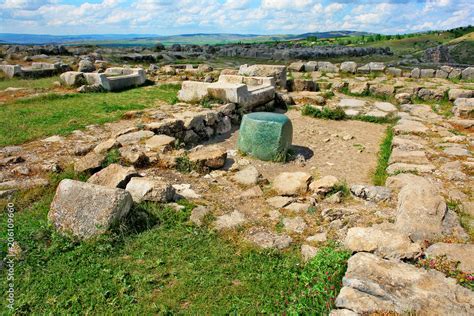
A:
<box><xmin>301</xmin><ymin>105</ymin><xmax>346</xmax><ymax>120</ymax></box>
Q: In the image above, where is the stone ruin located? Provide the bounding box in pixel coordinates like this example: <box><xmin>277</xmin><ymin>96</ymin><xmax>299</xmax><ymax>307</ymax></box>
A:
<box><xmin>178</xmin><ymin>74</ymin><xmax>276</xmax><ymax>110</ymax></box>
<box><xmin>0</xmin><ymin>62</ymin><xmax>71</xmax><ymax>79</ymax></box>
<box><xmin>60</xmin><ymin>67</ymin><xmax>146</xmax><ymax>92</ymax></box>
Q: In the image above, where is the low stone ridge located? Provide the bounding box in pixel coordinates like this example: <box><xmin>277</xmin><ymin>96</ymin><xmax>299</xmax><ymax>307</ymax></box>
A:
<box><xmin>335</xmin><ymin>253</ymin><xmax>474</xmax><ymax>315</ymax></box>
<box><xmin>237</xmin><ymin>112</ymin><xmax>293</xmax><ymax>161</ymax></box>
<box><xmin>49</xmin><ymin>179</ymin><xmax>132</xmax><ymax>239</ymax></box>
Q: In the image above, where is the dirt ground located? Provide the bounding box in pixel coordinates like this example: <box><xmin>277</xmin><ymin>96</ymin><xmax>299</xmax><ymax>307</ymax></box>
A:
<box><xmin>207</xmin><ymin>109</ymin><xmax>387</xmax><ymax>184</ymax></box>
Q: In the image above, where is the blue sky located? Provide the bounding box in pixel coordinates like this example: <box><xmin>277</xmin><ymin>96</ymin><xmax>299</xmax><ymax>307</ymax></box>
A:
<box><xmin>0</xmin><ymin>0</ymin><xmax>473</xmax><ymax>35</ymax></box>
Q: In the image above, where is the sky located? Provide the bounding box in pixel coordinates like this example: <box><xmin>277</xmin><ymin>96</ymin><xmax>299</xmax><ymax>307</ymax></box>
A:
<box><xmin>0</xmin><ymin>0</ymin><xmax>473</xmax><ymax>35</ymax></box>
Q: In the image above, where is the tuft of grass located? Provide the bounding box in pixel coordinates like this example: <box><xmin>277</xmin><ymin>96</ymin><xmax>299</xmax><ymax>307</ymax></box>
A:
<box><xmin>301</xmin><ymin>105</ymin><xmax>346</xmax><ymax>120</ymax></box>
<box><xmin>417</xmin><ymin>255</ymin><xmax>473</xmax><ymax>290</ymax></box>
<box><xmin>287</xmin><ymin>244</ymin><xmax>351</xmax><ymax>314</ymax></box>
<box><xmin>101</xmin><ymin>148</ymin><xmax>121</xmax><ymax>168</ymax></box>
<box><xmin>0</xmin><ymin>76</ymin><xmax>60</xmax><ymax>90</ymax></box>
<box><xmin>199</xmin><ymin>96</ymin><xmax>224</xmax><ymax>108</ymax></box>
<box><xmin>447</xmin><ymin>200</ymin><xmax>474</xmax><ymax>242</ymax></box>
<box><xmin>175</xmin><ymin>155</ymin><xmax>193</xmax><ymax>173</ymax></box>
<box><xmin>0</xmin><ymin>84</ymin><xmax>181</xmax><ymax>147</ymax></box>
<box><xmin>373</xmin><ymin>125</ymin><xmax>394</xmax><ymax>185</ymax></box>
<box><xmin>326</xmin><ymin>181</ymin><xmax>351</xmax><ymax>198</ymax></box>
<box><xmin>302</xmin><ymin>105</ymin><xmax>396</xmax><ymax>124</ymax></box>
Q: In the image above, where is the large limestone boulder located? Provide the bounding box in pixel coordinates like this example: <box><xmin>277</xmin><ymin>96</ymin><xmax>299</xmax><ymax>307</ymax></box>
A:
<box><xmin>188</xmin><ymin>145</ymin><xmax>227</xmax><ymax>170</ymax></box>
<box><xmin>395</xmin><ymin>176</ymin><xmax>447</xmax><ymax>241</ymax></box>
<box><xmin>237</xmin><ymin>112</ymin><xmax>293</xmax><ymax>162</ymax></box>
<box><xmin>49</xmin><ymin>179</ymin><xmax>132</xmax><ymax>239</ymax></box>
<box><xmin>60</xmin><ymin>71</ymin><xmax>85</xmax><ymax>87</ymax></box>
<box><xmin>340</xmin><ymin>61</ymin><xmax>357</xmax><ymax>74</ymax></box>
<box><xmin>344</xmin><ymin>226</ymin><xmax>421</xmax><ymax>259</ymax></box>
<box><xmin>453</xmin><ymin>98</ymin><xmax>474</xmax><ymax>119</ymax></box>
<box><xmin>335</xmin><ymin>252</ymin><xmax>474</xmax><ymax>314</ymax></box>
<box><xmin>87</xmin><ymin>164</ymin><xmax>138</xmax><ymax>189</ymax></box>
<box><xmin>125</xmin><ymin>177</ymin><xmax>175</xmax><ymax>203</ymax></box>
<box><xmin>78</xmin><ymin>59</ymin><xmax>95</xmax><ymax>73</ymax></box>
<box><xmin>273</xmin><ymin>172</ymin><xmax>312</xmax><ymax>196</ymax></box>
<box><xmin>426</xmin><ymin>243</ymin><xmax>474</xmax><ymax>273</ymax></box>
<box><xmin>461</xmin><ymin>67</ymin><xmax>474</xmax><ymax>80</ymax></box>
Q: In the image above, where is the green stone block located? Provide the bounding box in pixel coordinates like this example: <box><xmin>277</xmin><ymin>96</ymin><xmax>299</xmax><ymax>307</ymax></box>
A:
<box><xmin>237</xmin><ymin>112</ymin><xmax>293</xmax><ymax>161</ymax></box>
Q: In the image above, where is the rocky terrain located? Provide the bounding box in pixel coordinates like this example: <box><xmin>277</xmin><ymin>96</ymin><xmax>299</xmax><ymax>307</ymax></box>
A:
<box><xmin>0</xmin><ymin>48</ymin><xmax>473</xmax><ymax>313</ymax></box>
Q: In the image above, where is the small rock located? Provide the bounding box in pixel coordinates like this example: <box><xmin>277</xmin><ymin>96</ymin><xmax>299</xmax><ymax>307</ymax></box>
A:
<box><xmin>266</xmin><ymin>196</ymin><xmax>294</xmax><ymax>208</ymax></box>
<box><xmin>232</xmin><ymin>165</ymin><xmax>260</xmax><ymax>186</ymax></box>
<box><xmin>190</xmin><ymin>205</ymin><xmax>210</xmax><ymax>226</ymax></box>
<box><xmin>125</xmin><ymin>177</ymin><xmax>175</xmax><ymax>203</ymax></box>
<box><xmin>215</xmin><ymin>210</ymin><xmax>246</xmax><ymax>230</ymax></box>
<box><xmin>74</xmin><ymin>151</ymin><xmax>105</xmax><ymax>173</ymax></box>
<box><xmin>309</xmin><ymin>175</ymin><xmax>338</xmax><ymax>195</ymax></box>
<box><xmin>306</xmin><ymin>232</ymin><xmax>327</xmax><ymax>243</ymax></box>
<box><xmin>247</xmin><ymin>229</ymin><xmax>292</xmax><ymax>249</ymax></box>
<box><xmin>301</xmin><ymin>244</ymin><xmax>319</xmax><ymax>262</ymax></box>
<box><xmin>273</xmin><ymin>172</ymin><xmax>312</xmax><ymax>196</ymax></box>
<box><xmin>173</xmin><ymin>184</ymin><xmax>201</xmax><ymax>199</ymax></box>
<box><xmin>283</xmin><ymin>216</ymin><xmax>307</xmax><ymax>234</ymax></box>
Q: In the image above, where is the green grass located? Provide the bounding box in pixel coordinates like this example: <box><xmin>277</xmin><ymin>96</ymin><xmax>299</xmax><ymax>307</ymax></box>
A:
<box><xmin>0</xmin><ymin>171</ymin><xmax>351</xmax><ymax>314</ymax></box>
<box><xmin>301</xmin><ymin>105</ymin><xmax>397</xmax><ymax>124</ymax></box>
<box><xmin>373</xmin><ymin>126</ymin><xmax>394</xmax><ymax>185</ymax></box>
<box><xmin>0</xmin><ymin>75</ymin><xmax>60</xmax><ymax>90</ymax></box>
<box><xmin>0</xmin><ymin>84</ymin><xmax>181</xmax><ymax>146</ymax></box>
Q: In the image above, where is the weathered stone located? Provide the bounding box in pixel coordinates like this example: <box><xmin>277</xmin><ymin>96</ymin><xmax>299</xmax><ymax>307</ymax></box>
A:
<box><xmin>215</xmin><ymin>210</ymin><xmax>246</xmax><ymax>230</ymax></box>
<box><xmin>387</xmin><ymin>162</ymin><xmax>435</xmax><ymax>175</ymax></box>
<box><xmin>288</xmin><ymin>61</ymin><xmax>305</xmax><ymax>72</ymax></box>
<box><xmin>283</xmin><ymin>216</ymin><xmax>307</xmax><ymax>234</ymax></box>
<box><xmin>389</xmin><ymin>148</ymin><xmax>430</xmax><ymax>165</ymax></box>
<box><xmin>443</xmin><ymin>146</ymin><xmax>471</xmax><ymax>157</ymax></box>
<box><xmin>306</xmin><ymin>232</ymin><xmax>327</xmax><ymax>243</ymax></box>
<box><xmin>461</xmin><ymin>67</ymin><xmax>474</xmax><ymax>80</ymax></box>
<box><xmin>145</xmin><ymin>135</ymin><xmax>176</xmax><ymax>152</ymax></box>
<box><xmin>392</xmin><ymin>136</ymin><xmax>424</xmax><ymax>151</ymax></box>
<box><xmin>87</xmin><ymin>164</ymin><xmax>138</xmax><ymax>189</ymax></box>
<box><xmin>393</xmin><ymin>119</ymin><xmax>428</xmax><ymax>135</ymax></box>
<box><xmin>266</xmin><ymin>196</ymin><xmax>294</xmax><ymax>208</ymax></box>
<box><xmin>188</xmin><ymin>145</ymin><xmax>227</xmax><ymax>170</ymax></box>
<box><xmin>420</xmin><ymin>69</ymin><xmax>435</xmax><ymax>78</ymax></box>
<box><xmin>344</xmin><ymin>226</ymin><xmax>421</xmax><ymax>259</ymax></box>
<box><xmin>49</xmin><ymin>179</ymin><xmax>132</xmax><ymax>239</ymax></box>
<box><xmin>78</xmin><ymin>59</ymin><xmax>95</xmax><ymax>72</ymax></box>
<box><xmin>94</xmin><ymin>138</ymin><xmax>119</xmax><ymax>154</ymax></box>
<box><xmin>125</xmin><ymin>177</ymin><xmax>175</xmax><ymax>203</ymax></box>
<box><xmin>285</xmin><ymin>202</ymin><xmax>311</xmax><ymax>212</ymax></box>
<box><xmin>273</xmin><ymin>172</ymin><xmax>312</xmax><ymax>196</ymax></box>
<box><xmin>395</xmin><ymin>175</ymin><xmax>446</xmax><ymax>241</ymax></box>
<box><xmin>309</xmin><ymin>175</ymin><xmax>338</xmax><ymax>195</ymax></box>
<box><xmin>369</xmin><ymin>84</ymin><xmax>395</xmax><ymax>97</ymax></box>
<box><xmin>116</xmin><ymin>130</ymin><xmax>154</xmax><ymax>146</ymax></box>
<box><xmin>449</xmin><ymin>89</ymin><xmax>474</xmax><ymax>101</ymax></box>
<box><xmin>238</xmin><ymin>186</ymin><xmax>263</xmax><ymax>199</ymax></box>
<box><xmin>119</xmin><ymin>147</ymin><xmax>149</xmax><ymax>167</ymax></box>
<box><xmin>173</xmin><ymin>184</ymin><xmax>201</xmax><ymax>199</ymax></box>
<box><xmin>453</xmin><ymin>98</ymin><xmax>474</xmax><ymax>119</ymax></box>
<box><xmin>301</xmin><ymin>244</ymin><xmax>318</xmax><ymax>262</ymax></box>
<box><xmin>386</xmin><ymin>67</ymin><xmax>402</xmax><ymax>77</ymax></box>
<box><xmin>74</xmin><ymin>151</ymin><xmax>105</xmax><ymax>173</ymax></box>
<box><xmin>426</xmin><ymin>243</ymin><xmax>474</xmax><ymax>273</ymax></box>
<box><xmin>247</xmin><ymin>229</ymin><xmax>292</xmax><ymax>249</ymax></box>
<box><xmin>232</xmin><ymin>165</ymin><xmax>260</xmax><ymax>186</ymax></box>
<box><xmin>237</xmin><ymin>112</ymin><xmax>293</xmax><ymax>161</ymax></box>
<box><xmin>374</xmin><ymin>102</ymin><xmax>397</xmax><ymax>113</ymax></box>
<box><xmin>339</xmin><ymin>99</ymin><xmax>367</xmax><ymax>108</ymax></box>
<box><xmin>335</xmin><ymin>252</ymin><xmax>474</xmax><ymax>315</ymax></box>
<box><xmin>190</xmin><ymin>205</ymin><xmax>210</xmax><ymax>226</ymax></box>
<box><xmin>340</xmin><ymin>61</ymin><xmax>357</xmax><ymax>74</ymax></box>
<box><xmin>348</xmin><ymin>81</ymin><xmax>369</xmax><ymax>95</ymax></box>
<box><xmin>350</xmin><ymin>185</ymin><xmax>391</xmax><ymax>202</ymax></box>
<box><xmin>60</xmin><ymin>71</ymin><xmax>85</xmax><ymax>87</ymax></box>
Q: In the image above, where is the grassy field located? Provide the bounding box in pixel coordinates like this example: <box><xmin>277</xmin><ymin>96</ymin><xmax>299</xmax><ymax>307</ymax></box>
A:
<box><xmin>0</xmin><ymin>171</ymin><xmax>351</xmax><ymax>314</ymax></box>
<box><xmin>0</xmin><ymin>84</ymin><xmax>180</xmax><ymax>147</ymax></box>
<box><xmin>0</xmin><ymin>75</ymin><xmax>61</xmax><ymax>90</ymax></box>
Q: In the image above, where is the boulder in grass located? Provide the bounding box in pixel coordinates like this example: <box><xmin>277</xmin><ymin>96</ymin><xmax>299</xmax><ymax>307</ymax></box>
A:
<box><xmin>49</xmin><ymin>179</ymin><xmax>132</xmax><ymax>239</ymax></box>
<box><xmin>237</xmin><ymin>112</ymin><xmax>293</xmax><ymax>162</ymax></box>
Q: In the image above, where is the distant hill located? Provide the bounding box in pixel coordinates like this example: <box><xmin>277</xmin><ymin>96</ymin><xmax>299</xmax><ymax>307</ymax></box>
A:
<box><xmin>0</xmin><ymin>31</ymin><xmax>370</xmax><ymax>46</ymax></box>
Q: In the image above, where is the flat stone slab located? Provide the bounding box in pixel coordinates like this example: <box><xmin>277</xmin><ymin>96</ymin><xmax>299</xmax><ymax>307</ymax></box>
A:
<box><xmin>237</xmin><ymin>112</ymin><xmax>293</xmax><ymax>161</ymax></box>
<box><xmin>338</xmin><ymin>99</ymin><xmax>367</xmax><ymax>108</ymax></box>
<box><xmin>426</xmin><ymin>243</ymin><xmax>474</xmax><ymax>273</ymax></box>
<box><xmin>375</xmin><ymin>101</ymin><xmax>397</xmax><ymax>112</ymax></box>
